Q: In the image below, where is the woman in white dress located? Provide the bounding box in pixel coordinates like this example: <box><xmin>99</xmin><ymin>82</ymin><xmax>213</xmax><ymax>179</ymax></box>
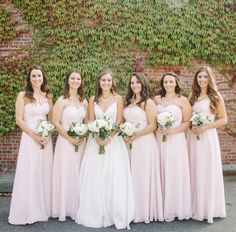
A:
<box><xmin>52</xmin><ymin>69</ymin><xmax>88</xmax><ymax>221</ymax></box>
<box><xmin>75</xmin><ymin>69</ymin><xmax>134</xmax><ymax>229</ymax></box>
<box><xmin>8</xmin><ymin>65</ymin><xmax>53</xmax><ymax>225</ymax></box>
<box><xmin>188</xmin><ymin>66</ymin><xmax>227</xmax><ymax>223</ymax></box>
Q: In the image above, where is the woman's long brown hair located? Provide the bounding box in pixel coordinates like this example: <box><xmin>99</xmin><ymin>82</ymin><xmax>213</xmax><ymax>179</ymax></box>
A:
<box><xmin>125</xmin><ymin>72</ymin><xmax>151</xmax><ymax>109</ymax></box>
<box><xmin>94</xmin><ymin>68</ymin><xmax>117</xmax><ymax>103</ymax></box>
<box><xmin>159</xmin><ymin>72</ymin><xmax>182</xmax><ymax>97</ymax></box>
<box><xmin>63</xmin><ymin>68</ymin><xmax>84</xmax><ymax>101</ymax></box>
<box><xmin>189</xmin><ymin>66</ymin><xmax>220</xmax><ymax>115</ymax></box>
<box><xmin>24</xmin><ymin>65</ymin><xmax>50</xmax><ymax>102</ymax></box>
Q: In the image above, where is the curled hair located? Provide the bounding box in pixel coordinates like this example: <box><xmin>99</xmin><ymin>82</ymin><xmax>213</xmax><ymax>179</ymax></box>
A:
<box><xmin>189</xmin><ymin>66</ymin><xmax>219</xmax><ymax>115</ymax></box>
<box><xmin>159</xmin><ymin>72</ymin><xmax>182</xmax><ymax>97</ymax></box>
<box><xmin>63</xmin><ymin>68</ymin><xmax>84</xmax><ymax>101</ymax></box>
<box><xmin>125</xmin><ymin>72</ymin><xmax>151</xmax><ymax>109</ymax></box>
<box><xmin>94</xmin><ymin>68</ymin><xmax>117</xmax><ymax>103</ymax></box>
<box><xmin>24</xmin><ymin>65</ymin><xmax>50</xmax><ymax>102</ymax></box>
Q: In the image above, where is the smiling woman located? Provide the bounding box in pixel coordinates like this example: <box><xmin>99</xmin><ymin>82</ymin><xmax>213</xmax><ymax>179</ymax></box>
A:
<box><xmin>155</xmin><ymin>72</ymin><xmax>192</xmax><ymax>222</ymax></box>
<box><xmin>188</xmin><ymin>66</ymin><xmax>227</xmax><ymax>223</ymax></box>
<box><xmin>8</xmin><ymin>65</ymin><xmax>53</xmax><ymax>225</ymax></box>
<box><xmin>52</xmin><ymin>68</ymin><xmax>88</xmax><ymax>222</ymax></box>
<box><xmin>75</xmin><ymin>68</ymin><xmax>134</xmax><ymax>229</ymax></box>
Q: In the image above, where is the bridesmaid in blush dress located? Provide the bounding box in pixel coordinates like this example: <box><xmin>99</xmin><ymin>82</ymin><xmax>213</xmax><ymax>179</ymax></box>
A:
<box><xmin>154</xmin><ymin>72</ymin><xmax>192</xmax><ymax>222</ymax></box>
<box><xmin>52</xmin><ymin>69</ymin><xmax>88</xmax><ymax>221</ymax></box>
<box><xmin>75</xmin><ymin>69</ymin><xmax>134</xmax><ymax>229</ymax></box>
<box><xmin>8</xmin><ymin>65</ymin><xmax>53</xmax><ymax>225</ymax></box>
<box><xmin>123</xmin><ymin>72</ymin><xmax>163</xmax><ymax>223</ymax></box>
<box><xmin>188</xmin><ymin>66</ymin><xmax>227</xmax><ymax>223</ymax></box>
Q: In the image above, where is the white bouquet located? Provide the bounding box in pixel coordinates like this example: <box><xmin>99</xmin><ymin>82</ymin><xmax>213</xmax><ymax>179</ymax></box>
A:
<box><xmin>67</xmin><ymin>122</ymin><xmax>88</xmax><ymax>152</ymax></box>
<box><xmin>157</xmin><ymin>112</ymin><xmax>175</xmax><ymax>142</ymax></box>
<box><xmin>88</xmin><ymin>115</ymin><xmax>115</xmax><ymax>155</ymax></box>
<box><xmin>118</xmin><ymin>122</ymin><xmax>139</xmax><ymax>149</ymax></box>
<box><xmin>36</xmin><ymin>119</ymin><xmax>55</xmax><ymax>149</ymax></box>
<box><xmin>190</xmin><ymin>112</ymin><xmax>212</xmax><ymax>140</ymax></box>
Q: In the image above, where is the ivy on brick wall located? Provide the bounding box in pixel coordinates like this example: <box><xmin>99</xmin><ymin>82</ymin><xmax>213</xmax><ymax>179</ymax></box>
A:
<box><xmin>0</xmin><ymin>8</ymin><xmax>17</xmax><ymax>42</ymax></box>
<box><xmin>0</xmin><ymin>0</ymin><xmax>236</xmax><ymax>135</ymax></box>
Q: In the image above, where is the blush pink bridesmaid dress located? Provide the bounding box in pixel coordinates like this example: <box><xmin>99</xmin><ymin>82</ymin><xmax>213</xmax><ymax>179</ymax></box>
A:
<box><xmin>52</xmin><ymin>105</ymin><xmax>86</xmax><ymax>221</ymax></box>
<box><xmin>124</xmin><ymin>105</ymin><xmax>163</xmax><ymax>223</ymax></box>
<box><xmin>8</xmin><ymin>102</ymin><xmax>53</xmax><ymax>225</ymax></box>
<box><xmin>156</xmin><ymin>104</ymin><xmax>192</xmax><ymax>222</ymax></box>
<box><xmin>187</xmin><ymin>96</ymin><xmax>226</xmax><ymax>223</ymax></box>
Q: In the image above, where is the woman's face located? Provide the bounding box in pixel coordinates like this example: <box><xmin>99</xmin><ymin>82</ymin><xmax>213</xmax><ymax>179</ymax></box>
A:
<box><xmin>130</xmin><ymin>75</ymin><xmax>142</xmax><ymax>95</ymax></box>
<box><xmin>68</xmin><ymin>72</ymin><xmax>81</xmax><ymax>90</ymax></box>
<box><xmin>30</xmin><ymin>69</ymin><xmax>44</xmax><ymax>88</ymax></box>
<box><xmin>197</xmin><ymin>71</ymin><xmax>209</xmax><ymax>89</ymax></box>
<box><xmin>100</xmin><ymin>73</ymin><xmax>113</xmax><ymax>91</ymax></box>
<box><xmin>163</xmin><ymin>75</ymin><xmax>176</xmax><ymax>94</ymax></box>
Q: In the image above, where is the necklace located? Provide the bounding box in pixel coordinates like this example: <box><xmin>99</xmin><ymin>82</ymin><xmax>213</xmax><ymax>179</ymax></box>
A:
<box><xmin>101</xmin><ymin>95</ymin><xmax>112</xmax><ymax>102</ymax></box>
<box><xmin>34</xmin><ymin>93</ymin><xmax>46</xmax><ymax>104</ymax></box>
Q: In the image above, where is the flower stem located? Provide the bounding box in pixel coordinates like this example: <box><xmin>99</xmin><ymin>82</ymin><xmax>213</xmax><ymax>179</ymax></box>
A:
<box><xmin>75</xmin><ymin>145</ymin><xmax>79</xmax><ymax>152</ymax></box>
<box><xmin>162</xmin><ymin>135</ymin><xmax>167</xmax><ymax>142</ymax></box>
<box><xmin>98</xmin><ymin>145</ymin><xmax>105</xmax><ymax>155</ymax></box>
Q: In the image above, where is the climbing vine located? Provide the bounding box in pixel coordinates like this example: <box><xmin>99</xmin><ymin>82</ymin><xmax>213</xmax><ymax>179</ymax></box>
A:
<box><xmin>0</xmin><ymin>8</ymin><xmax>16</xmax><ymax>42</ymax></box>
<box><xmin>0</xmin><ymin>0</ymin><xmax>235</xmax><ymax>135</ymax></box>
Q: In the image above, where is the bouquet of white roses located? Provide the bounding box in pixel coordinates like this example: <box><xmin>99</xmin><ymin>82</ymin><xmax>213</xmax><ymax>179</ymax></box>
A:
<box><xmin>36</xmin><ymin>119</ymin><xmax>55</xmax><ymax>149</ymax></box>
<box><xmin>67</xmin><ymin>122</ymin><xmax>88</xmax><ymax>152</ymax></box>
<box><xmin>88</xmin><ymin>115</ymin><xmax>115</xmax><ymax>155</ymax></box>
<box><xmin>157</xmin><ymin>112</ymin><xmax>175</xmax><ymax>142</ymax></box>
<box><xmin>118</xmin><ymin>122</ymin><xmax>139</xmax><ymax>149</ymax></box>
<box><xmin>190</xmin><ymin>112</ymin><xmax>212</xmax><ymax>140</ymax></box>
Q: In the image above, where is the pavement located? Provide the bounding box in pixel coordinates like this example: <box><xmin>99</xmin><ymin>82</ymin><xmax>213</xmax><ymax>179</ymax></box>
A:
<box><xmin>0</xmin><ymin>173</ymin><xmax>235</xmax><ymax>232</ymax></box>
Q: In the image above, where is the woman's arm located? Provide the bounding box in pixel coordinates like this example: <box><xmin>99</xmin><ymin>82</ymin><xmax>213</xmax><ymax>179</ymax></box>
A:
<box><xmin>197</xmin><ymin>93</ymin><xmax>228</xmax><ymax>133</ymax></box>
<box><xmin>83</xmin><ymin>99</ymin><xmax>89</xmax><ymax>123</ymax></box>
<box><xmin>168</xmin><ymin>97</ymin><xmax>191</xmax><ymax>135</ymax></box>
<box><xmin>52</xmin><ymin>97</ymin><xmax>79</xmax><ymax>146</ymax></box>
<box><xmin>88</xmin><ymin>96</ymin><xmax>95</xmax><ymax>121</ymax></box>
<box><xmin>132</xmin><ymin>99</ymin><xmax>157</xmax><ymax>140</ymax></box>
<box><xmin>15</xmin><ymin>92</ymin><xmax>43</xmax><ymax>144</ymax></box>
<box><xmin>47</xmin><ymin>95</ymin><xmax>53</xmax><ymax>121</ymax></box>
<box><xmin>115</xmin><ymin>95</ymin><xmax>124</xmax><ymax>126</ymax></box>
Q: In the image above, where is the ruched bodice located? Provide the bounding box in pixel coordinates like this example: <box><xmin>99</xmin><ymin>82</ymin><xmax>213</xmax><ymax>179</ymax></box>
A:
<box><xmin>52</xmin><ymin>104</ymin><xmax>86</xmax><ymax>221</ymax></box>
<box><xmin>192</xmin><ymin>97</ymin><xmax>215</xmax><ymax>121</ymax></box>
<box><xmin>61</xmin><ymin>105</ymin><xmax>86</xmax><ymax>131</ymax></box>
<box><xmin>124</xmin><ymin>106</ymin><xmax>147</xmax><ymax>131</ymax></box>
<box><xmin>23</xmin><ymin>102</ymin><xmax>50</xmax><ymax>132</ymax></box>
<box><xmin>157</xmin><ymin>104</ymin><xmax>182</xmax><ymax>128</ymax></box>
<box><xmin>94</xmin><ymin>102</ymin><xmax>117</xmax><ymax>123</ymax></box>
<box><xmin>9</xmin><ymin>101</ymin><xmax>53</xmax><ymax>225</ymax></box>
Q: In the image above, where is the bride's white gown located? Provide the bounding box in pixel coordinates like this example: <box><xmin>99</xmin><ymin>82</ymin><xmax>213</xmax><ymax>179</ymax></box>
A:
<box><xmin>75</xmin><ymin>101</ymin><xmax>134</xmax><ymax>229</ymax></box>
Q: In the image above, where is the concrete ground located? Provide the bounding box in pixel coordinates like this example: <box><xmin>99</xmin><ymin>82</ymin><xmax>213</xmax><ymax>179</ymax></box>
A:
<box><xmin>0</xmin><ymin>174</ymin><xmax>235</xmax><ymax>232</ymax></box>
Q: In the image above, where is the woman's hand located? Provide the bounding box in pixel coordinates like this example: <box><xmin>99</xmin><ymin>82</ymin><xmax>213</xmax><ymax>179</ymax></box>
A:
<box><xmin>67</xmin><ymin>136</ymin><xmax>80</xmax><ymax>146</ymax></box>
<box><xmin>95</xmin><ymin>136</ymin><xmax>112</xmax><ymax>146</ymax></box>
<box><xmin>41</xmin><ymin>136</ymin><xmax>50</xmax><ymax>146</ymax></box>
<box><xmin>124</xmin><ymin>134</ymin><xmax>138</xmax><ymax>142</ymax></box>
<box><xmin>31</xmin><ymin>133</ymin><xmax>46</xmax><ymax>146</ymax></box>
<box><xmin>157</xmin><ymin>128</ymin><xmax>175</xmax><ymax>136</ymax></box>
<box><xmin>192</xmin><ymin>125</ymin><xmax>208</xmax><ymax>135</ymax></box>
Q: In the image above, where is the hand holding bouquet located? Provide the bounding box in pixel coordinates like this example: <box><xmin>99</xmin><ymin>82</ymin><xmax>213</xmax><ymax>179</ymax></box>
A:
<box><xmin>118</xmin><ymin>122</ymin><xmax>139</xmax><ymax>149</ymax></box>
<box><xmin>157</xmin><ymin>112</ymin><xmax>175</xmax><ymax>142</ymax></box>
<box><xmin>88</xmin><ymin>115</ymin><xmax>115</xmax><ymax>155</ymax></box>
<box><xmin>190</xmin><ymin>112</ymin><xmax>212</xmax><ymax>140</ymax></box>
<box><xmin>67</xmin><ymin>122</ymin><xmax>88</xmax><ymax>152</ymax></box>
<box><xmin>36</xmin><ymin>119</ymin><xmax>55</xmax><ymax>149</ymax></box>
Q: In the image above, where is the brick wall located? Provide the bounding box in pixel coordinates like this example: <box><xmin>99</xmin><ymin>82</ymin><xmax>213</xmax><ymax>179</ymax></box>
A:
<box><xmin>0</xmin><ymin>2</ymin><xmax>236</xmax><ymax>171</ymax></box>
<box><xmin>0</xmin><ymin>2</ymin><xmax>32</xmax><ymax>63</ymax></box>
